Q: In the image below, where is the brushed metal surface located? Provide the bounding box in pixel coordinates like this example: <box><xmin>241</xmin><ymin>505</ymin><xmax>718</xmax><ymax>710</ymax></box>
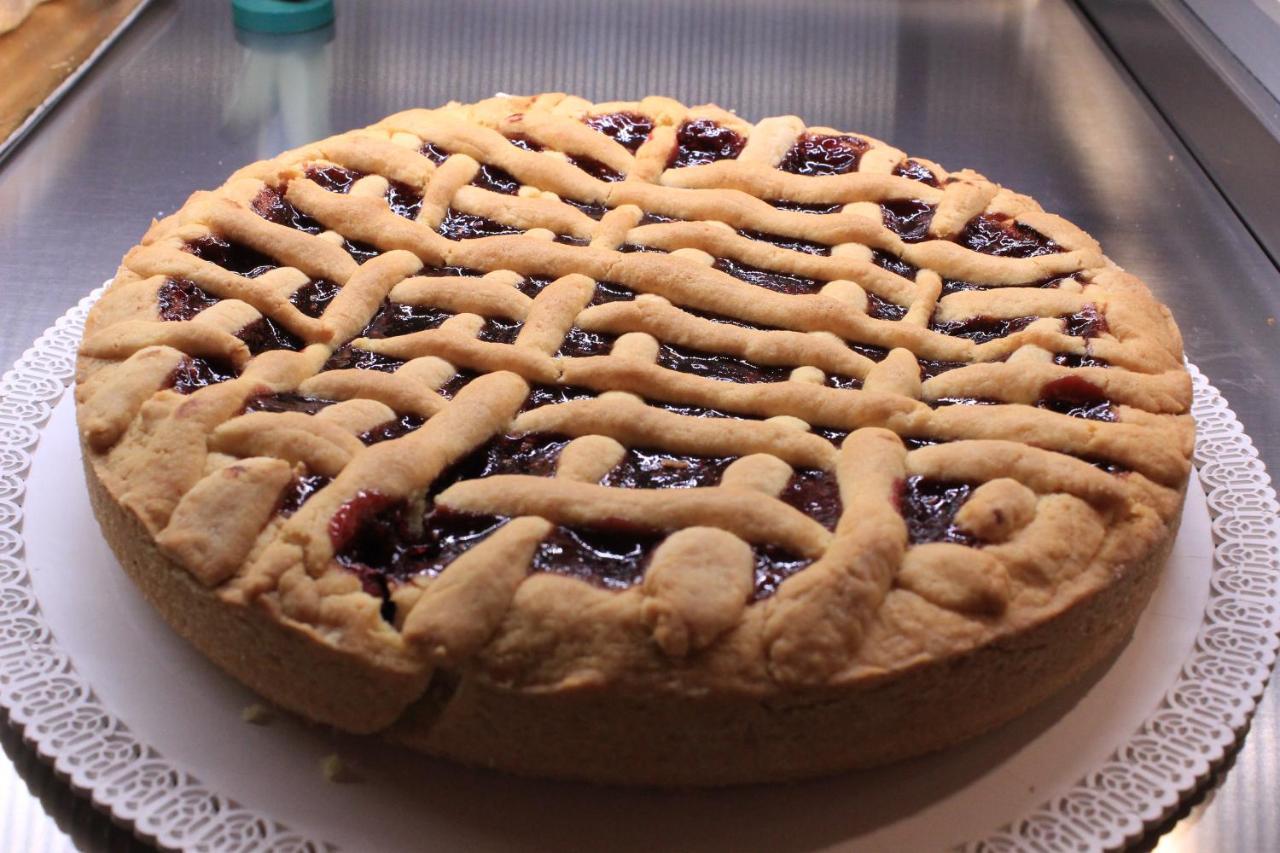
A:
<box><xmin>0</xmin><ymin>0</ymin><xmax>1276</xmax><ymax>849</ymax></box>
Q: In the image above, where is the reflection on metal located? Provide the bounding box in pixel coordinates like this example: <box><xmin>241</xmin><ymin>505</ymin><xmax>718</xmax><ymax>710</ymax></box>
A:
<box><xmin>222</xmin><ymin>23</ymin><xmax>335</xmax><ymax>159</ymax></box>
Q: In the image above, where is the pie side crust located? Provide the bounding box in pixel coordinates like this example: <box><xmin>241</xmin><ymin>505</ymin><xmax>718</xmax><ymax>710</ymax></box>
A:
<box><xmin>74</xmin><ymin>93</ymin><xmax>1194</xmax><ymax>785</ymax></box>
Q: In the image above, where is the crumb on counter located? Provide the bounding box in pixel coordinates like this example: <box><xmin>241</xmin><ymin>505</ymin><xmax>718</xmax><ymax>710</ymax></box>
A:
<box><xmin>241</xmin><ymin>703</ymin><xmax>275</xmax><ymax>725</ymax></box>
<box><xmin>322</xmin><ymin>753</ymin><xmax>362</xmax><ymax>783</ymax></box>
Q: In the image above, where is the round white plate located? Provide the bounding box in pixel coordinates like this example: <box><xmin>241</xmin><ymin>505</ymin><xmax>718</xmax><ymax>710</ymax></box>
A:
<box><xmin>1</xmin><ymin>290</ymin><xmax>1277</xmax><ymax>852</ymax></box>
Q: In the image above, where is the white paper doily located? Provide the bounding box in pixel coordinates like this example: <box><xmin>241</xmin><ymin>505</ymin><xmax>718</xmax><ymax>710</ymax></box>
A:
<box><xmin>0</xmin><ymin>287</ymin><xmax>1277</xmax><ymax>852</ymax></box>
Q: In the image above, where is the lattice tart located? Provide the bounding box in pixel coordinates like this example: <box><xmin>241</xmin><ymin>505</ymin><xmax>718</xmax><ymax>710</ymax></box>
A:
<box><xmin>76</xmin><ymin>94</ymin><xmax>1192</xmax><ymax>785</ymax></box>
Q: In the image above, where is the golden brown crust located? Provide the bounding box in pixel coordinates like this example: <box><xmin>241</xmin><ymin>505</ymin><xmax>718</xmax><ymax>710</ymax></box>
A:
<box><xmin>76</xmin><ymin>94</ymin><xmax>1193</xmax><ymax>785</ymax></box>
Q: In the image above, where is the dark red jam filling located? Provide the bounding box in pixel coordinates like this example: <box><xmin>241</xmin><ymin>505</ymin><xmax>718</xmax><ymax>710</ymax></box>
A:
<box><xmin>438</xmin><ymin>209</ymin><xmax>525</xmax><ymax>240</ymax></box>
<box><xmin>657</xmin><ymin>343</ymin><xmax>790</xmax><ymax>383</ymax></box>
<box><xmin>279</xmin><ymin>473</ymin><xmax>329</xmax><ymax>516</ymax></box>
<box><xmin>958</xmin><ymin>214</ymin><xmax>1061</xmax><ymax>258</ymax></box>
<box><xmin>753</xmin><ymin>548</ymin><xmax>814</xmax><ymax>600</ymax></box>
<box><xmin>420</xmin><ymin>142</ymin><xmax>450</xmax><ymax>164</ymax></box>
<box><xmin>585</xmin><ymin>112</ymin><xmax>654</xmax><ymax>152</ymax></box>
<box><xmin>361</xmin><ymin>414</ymin><xmax>427</xmax><ymax>444</ymax></box>
<box><xmin>438</xmin><ymin>370</ymin><xmax>477</xmax><ymax>399</ymax></box>
<box><xmin>533</xmin><ymin>524</ymin><xmax>660</xmax><ymax>590</ymax></box>
<box><xmin>932</xmin><ymin>396</ymin><xmax>999</xmax><ymax>407</ymax></box>
<box><xmin>1054</xmin><ymin>352</ymin><xmax>1108</xmax><ymax>368</ymax></box>
<box><xmin>238</xmin><ymin>317</ymin><xmax>303</xmax><ymax>354</ymax></box>
<box><xmin>736</xmin><ymin>229</ymin><xmax>830</xmax><ymax>256</ymax></box>
<box><xmin>816</xmin><ymin>427</ymin><xmax>849</xmax><ymax>444</ymax></box>
<box><xmin>866</xmin><ymin>293</ymin><xmax>908</xmax><ymax>321</ymax></box>
<box><xmin>422</xmin><ymin>263</ymin><xmax>483</xmax><ymax>278</ymax></box>
<box><xmin>555</xmin><ymin>233</ymin><xmax>592</xmax><ymax>247</ymax></box>
<box><xmin>1037</xmin><ymin>375</ymin><xmax>1116</xmax><ymax>421</ymax></box>
<box><xmin>603</xmin><ymin>449</ymin><xmax>733</xmax><ymax>490</ymax></box>
<box><xmin>827</xmin><ymin>374</ymin><xmax>863</xmax><ymax>389</ymax></box>
<box><xmin>386</xmin><ymin>181</ymin><xmax>423</xmax><ymax>219</ymax></box>
<box><xmin>185</xmin><ymin>236</ymin><xmax>278</xmax><ymax>278</ymax></box>
<box><xmin>343</xmin><ymin>240</ymin><xmax>383</xmax><ymax>265</ymax></box>
<box><xmin>930</xmin><ymin>315</ymin><xmax>1037</xmax><ymax>343</ymax></box>
<box><xmin>521</xmin><ymin>383</ymin><xmax>597</xmax><ymax>411</ymax></box>
<box><xmin>904</xmin><ymin>437</ymin><xmax>944</xmax><ymax>450</ymax></box>
<box><xmin>669</xmin><ymin>120</ymin><xmax>746</xmax><ymax>168</ymax></box>
<box><xmin>471</xmin><ymin>164</ymin><xmax>521</xmax><ymax>195</ymax></box>
<box><xmin>940</xmin><ymin>279</ymin><xmax>984</xmax><ymax>297</ymax></box>
<box><xmin>898</xmin><ymin>476</ymin><xmax>976</xmax><ymax>546</ymax></box>
<box><xmin>779</xmin><ymin>134</ymin><xmax>868</xmax><ymax>176</ymax></box>
<box><xmin>171</xmin><ymin>357</ymin><xmax>237</xmax><ymax>394</ymax></box>
<box><xmin>252</xmin><ymin>187</ymin><xmax>324</xmax><ymax>234</ymax></box>
<box><xmin>568</xmin><ymin>155</ymin><xmax>623</xmax><ymax>182</ymax></box>
<box><xmin>158</xmin><ymin>278</ymin><xmax>219</xmax><ymax>320</ymax></box>
<box><xmin>433</xmin><ymin>433</ymin><xmax>570</xmax><ymax>492</ymax></box>
<box><xmin>893</xmin><ymin>160</ymin><xmax>941</xmax><ymax>187</ymax></box>
<box><xmin>780</xmin><ymin>468</ymin><xmax>842</xmax><ymax>530</ymax></box>
<box><xmin>290</xmin><ymin>278</ymin><xmax>340</xmax><ymax>318</ymax></box>
<box><xmin>639</xmin><ymin>212</ymin><xmax>679</xmax><ymax>225</ymax></box>
<box><xmin>873</xmin><ymin>250</ymin><xmax>918</xmax><ymax>280</ymax></box>
<box><xmin>619</xmin><ymin>243</ymin><xmax>669</xmax><ymax>254</ymax></box>
<box><xmin>517</xmin><ymin>275</ymin><xmax>553</xmax><ymax>298</ymax></box>
<box><xmin>918</xmin><ymin>358</ymin><xmax>968</xmax><ymax>379</ymax></box>
<box><xmin>508</xmin><ymin>135</ymin><xmax>542</xmax><ymax>152</ymax></box>
<box><xmin>652</xmin><ymin>401</ymin><xmax>744</xmax><ymax>419</ymax></box>
<box><xmin>852</xmin><ymin>342</ymin><xmax>890</xmax><ymax>362</ymax></box>
<box><xmin>331</xmin><ymin>493</ymin><xmax>511</xmax><ymax>620</ymax></box>
<box><xmin>244</xmin><ymin>392</ymin><xmax>334</xmax><ymax>415</ymax></box>
<box><xmin>322</xmin><ymin>345</ymin><xmax>405</xmax><ymax>373</ymax></box>
<box><xmin>306</xmin><ymin>164</ymin><xmax>364</xmax><ymax>193</ymax></box>
<box><xmin>564</xmin><ymin>198</ymin><xmax>608</xmax><ymax>219</ymax></box>
<box><xmin>880</xmin><ymin>200</ymin><xmax>935</xmax><ymax>243</ymax></box>
<box><xmin>556</xmin><ymin>328</ymin><xmax>616</xmax><ymax>357</ymax></box>
<box><xmin>713</xmin><ymin>257</ymin><xmax>823</xmax><ymax>295</ymax></box>
<box><xmin>361</xmin><ymin>302</ymin><xmax>454</xmax><ymax>339</ymax></box>
<box><xmin>769</xmin><ymin>200</ymin><xmax>843</xmax><ymax>214</ymax></box>
<box><xmin>589</xmin><ymin>280</ymin><xmax>637</xmax><ymax>305</ymax></box>
<box><xmin>479</xmin><ymin>317</ymin><xmax>523</xmax><ymax>344</ymax></box>
<box><xmin>1063</xmin><ymin>304</ymin><xmax>1109</xmax><ymax>339</ymax></box>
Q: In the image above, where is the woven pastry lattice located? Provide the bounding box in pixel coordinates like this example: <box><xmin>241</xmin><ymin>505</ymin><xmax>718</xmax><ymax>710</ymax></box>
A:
<box><xmin>75</xmin><ymin>96</ymin><xmax>1192</xmax><ymax>671</ymax></box>
<box><xmin>1</xmin><ymin>297</ymin><xmax>1275</xmax><ymax>850</ymax></box>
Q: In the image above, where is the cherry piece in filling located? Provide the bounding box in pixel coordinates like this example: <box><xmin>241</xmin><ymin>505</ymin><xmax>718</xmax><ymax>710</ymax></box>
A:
<box><xmin>880</xmin><ymin>200</ymin><xmax>935</xmax><ymax>243</ymax></box>
<box><xmin>585</xmin><ymin>112</ymin><xmax>654</xmax><ymax>152</ymax></box>
<box><xmin>898</xmin><ymin>476</ymin><xmax>976</xmax><ymax>545</ymax></box>
<box><xmin>157</xmin><ymin>278</ymin><xmax>219</xmax><ymax>321</ymax></box>
<box><xmin>779</xmin><ymin>133</ymin><xmax>868</xmax><ymax>176</ymax></box>
<box><xmin>669</xmin><ymin>119</ymin><xmax>746</xmax><ymax>168</ymax></box>
<box><xmin>958</xmin><ymin>214</ymin><xmax>1060</xmax><ymax>258</ymax></box>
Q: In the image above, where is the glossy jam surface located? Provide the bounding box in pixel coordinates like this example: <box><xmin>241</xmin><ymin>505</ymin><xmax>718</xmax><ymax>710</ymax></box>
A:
<box><xmin>362</xmin><ymin>302</ymin><xmax>455</xmax><ymax>339</ymax></box>
<box><xmin>1038</xmin><ymin>375</ymin><xmax>1116</xmax><ymax>422</ymax></box>
<box><xmin>185</xmin><ymin>236</ymin><xmax>278</xmax><ymax>278</ymax></box>
<box><xmin>669</xmin><ymin>120</ymin><xmax>746</xmax><ymax>168</ymax></box>
<box><xmin>881</xmin><ymin>200</ymin><xmax>935</xmax><ymax>243</ymax></box>
<box><xmin>279</xmin><ymin>473</ymin><xmax>330</xmax><ymax>516</ymax></box>
<box><xmin>931</xmin><ymin>314</ymin><xmax>1036</xmax><ymax>343</ymax></box>
<box><xmin>585</xmin><ymin>112</ymin><xmax>654</xmax><ymax>152</ymax></box>
<box><xmin>780</xmin><ymin>469</ymin><xmax>842</xmax><ymax>530</ymax></box>
<box><xmin>959</xmin><ymin>214</ymin><xmax>1060</xmax><ymax>258</ymax></box>
<box><xmin>557</xmin><ymin>328</ymin><xmax>616</xmax><ymax>357</ymax></box>
<box><xmin>323</xmin><ymin>345</ymin><xmax>405</xmax><ymax>373</ymax></box>
<box><xmin>171</xmin><ymin>358</ymin><xmax>237</xmax><ymax>394</ymax></box>
<box><xmin>770</xmin><ymin>200</ymin><xmax>843</xmax><ymax>214</ymax></box>
<box><xmin>290</xmin><ymin>278</ymin><xmax>341</xmax><ymax>318</ymax></box>
<box><xmin>658</xmin><ymin>343</ymin><xmax>790</xmax><ymax>383</ymax></box>
<box><xmin>713</xmin><ymin>257</ymin><xmax>823</xmax><ymax>295</ymax></box>
<box><xmin>604</xmin><ymin>449</ymin><xmax>733</xmax><ymax>490</ymax></box>
<box><xmin>157</xmin><ymin>278</ymin><xmax>219</xmax><ymax>321</ymax></box>
<box><xmin>873</xmin><ymin>250</ymin><xmax>918</xmax><ymax>281</ymax></box>
<box><xmin>238</xmin><ymin>317</ymin><xmax>303</xmax><ymax>354</ymax></box>
<box><xmin>438</xmin><ymin>209</ymin><xmax>525</xmax><ymax>240</ymax></box>
<box><xmin>533</xmin><ymin>525</ymin><xmax>660</xmax><ymax>589</ymax></box>
<box><xmin>899</xmin><ymin>477</ymin><xmax>976</xmax><ymax>545</ymax></box>
<box><xmin>244</xmin><ymin>392</ymin><xmax>333</xmax><ymax>415</ymax></box>
<box><xmin>866</xmin><ymin>293</ymin><xmax>908</xmax><ymax>322</ymax></box>
<box><xmin>737</xmin><ymin>229</ymin><xmax>830</xmax><ymax>256</ymax></box>
<box><xmin>779</xmin><ymin>134</ymin><xmax>868</xmax><ymax>176</ymax></box>
<box><xmin>589</xmin><ymin>281</ymin><xmax>637</xmax><ymax>305</ymax></box>
<box><xmin>472</xmin><ymin>164</ymin><xmax>521</xmax><ymax>194</ymax></box>
<box><xmin>1064</xmin><ymin>304</ymin><xmax>1109</xmax><ymax>339</ymax></box>
<box><xmin>893</xmin><ymin>159</ymin><xmax>941</xmax><ymax>187</ymax></box>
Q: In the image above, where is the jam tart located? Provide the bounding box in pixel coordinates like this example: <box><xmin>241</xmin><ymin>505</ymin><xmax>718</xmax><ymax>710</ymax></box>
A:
<box><xmin>76</xmin><ymin>94</ymin><xmax>1193</xmax><ymax>785</ymax></box>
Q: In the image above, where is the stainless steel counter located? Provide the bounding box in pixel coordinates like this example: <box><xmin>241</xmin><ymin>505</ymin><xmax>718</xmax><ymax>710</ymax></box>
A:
<box><xmin>1</xmin><ymin>0</ymin><xmax>1277</xmax><ymax>848</ymax></box>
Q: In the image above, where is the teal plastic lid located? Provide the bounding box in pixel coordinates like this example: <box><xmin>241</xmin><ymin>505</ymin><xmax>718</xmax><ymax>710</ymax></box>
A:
<box><xmin>232</xmin><ymin>0</ymin><xmax>334</xmax><ymax>34</ymax></box>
